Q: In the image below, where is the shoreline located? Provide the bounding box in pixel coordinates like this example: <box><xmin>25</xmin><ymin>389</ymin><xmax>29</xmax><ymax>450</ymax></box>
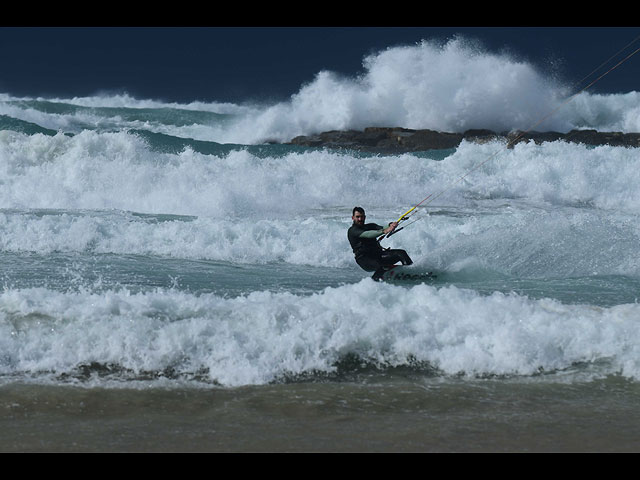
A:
<box><xmin>2</xmin><ymin>377</ymin><xmax>638</xmax><ymax>452</ymax></box>
<box><xmin>286</xmin><ymin>127</ymin><xmax>640</xmax><ymax>153</ymax></box>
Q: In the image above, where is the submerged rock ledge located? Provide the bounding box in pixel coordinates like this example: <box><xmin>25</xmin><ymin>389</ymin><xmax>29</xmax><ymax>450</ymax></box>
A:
<box><xmin>287</xmin><ymin>127</ymin><xmax>640</xmax><ymax>153</ymax></box>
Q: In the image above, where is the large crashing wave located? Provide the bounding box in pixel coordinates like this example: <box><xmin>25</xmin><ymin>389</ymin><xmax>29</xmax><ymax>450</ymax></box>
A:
<box><xmin>228</xmin><ymin>37</ymin><xmax>577</xmax><ymax>143</ymax></box>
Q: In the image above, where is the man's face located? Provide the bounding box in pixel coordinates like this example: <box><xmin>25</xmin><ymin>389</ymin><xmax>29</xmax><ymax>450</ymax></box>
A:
<box><xmin>352</xmin><ymin>211</ymin><xmax>365</xmax><ymax>225</ymax></box>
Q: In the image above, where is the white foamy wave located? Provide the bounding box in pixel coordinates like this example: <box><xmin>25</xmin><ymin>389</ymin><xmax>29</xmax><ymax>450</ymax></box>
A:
<box><xmin>405</xmin><ymin>203</ymin><xmax>640</xmax><ymax>278</ymax></box>
<box><xmin>5</xmin><ymin>128</ymin><xmax>640</xmax><ymax>219</ymax></box>
<box><xmin>0</xmin><ymin>92</ymin><xmax>252</xmax><ymax>115</ymax></box>
<box><xmin>221</xmin><ymin>37</ymin><xmax>579</xmax><ymax>143</ymax></box>
<box><xmin>1</xmin><ymin>282</ymin><xmax>639</xmax><ymax>386</ymax></box>
<box><xmin>4</xmin><ymin>128</ymin><xmax>640</xmax><ymax>213</ymax></box>
<box><xmin>3</xmin><ymin>130</ymin><xmax>640</xmax><ymax>273</ymax></box>
<box><xmin>0</xmin><ymin>129</ymin><xmax>444</xmax><ymax>217</ymax></box>
<box><xmin>564</xmin><ymin>91</ymin><xmax>640</xmax><ymax>133</ymax></box>
<box><xmin>3</xmin><ymin>197</ymin><xmax>640</xmax><ymax>277</ymax></box>
<box><xmin>454</xmin><ymin>140</ymin><xmax>640</xmax><ymax>214</ymax></box>
<box><xmin>0</xmin><ymin>211</ymin><xmax>355</xmax><ymax>266</ymax></box>
<box><xmin>0</xmin><ymin>92</ymin><xmax>253</xmax><ymax>141</ymax></box>
<box><xmin>219</xmin><ymin>39</ymin><xmax>639</xmax><ymax>143</ymax></box>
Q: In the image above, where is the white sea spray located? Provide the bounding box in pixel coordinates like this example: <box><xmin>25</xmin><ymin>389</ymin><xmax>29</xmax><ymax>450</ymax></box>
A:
<box><xmin>1</xmin><ymin>282</ymin><xmax>639</xmax><ymax>386</ymax></box>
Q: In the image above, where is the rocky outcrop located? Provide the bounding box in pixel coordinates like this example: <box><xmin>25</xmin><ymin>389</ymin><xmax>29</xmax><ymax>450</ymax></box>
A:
<box><xmin>287</xmin><ymin>127</ymin><xmax>640</xmax><ymax>153</ymax></box>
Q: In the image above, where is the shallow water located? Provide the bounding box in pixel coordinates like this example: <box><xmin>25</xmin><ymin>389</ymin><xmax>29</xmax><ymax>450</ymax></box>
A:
<box><xmin>3</xmin><ymin>374</ymin><xmax>639</xmax><ymax>452</ymax></box>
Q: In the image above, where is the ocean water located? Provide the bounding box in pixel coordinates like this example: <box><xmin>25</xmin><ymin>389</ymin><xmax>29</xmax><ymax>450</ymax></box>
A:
<box><xmin>1</xmin><ymin>39</ymin><xmax>640</xmax><ymax>452</ymax></box>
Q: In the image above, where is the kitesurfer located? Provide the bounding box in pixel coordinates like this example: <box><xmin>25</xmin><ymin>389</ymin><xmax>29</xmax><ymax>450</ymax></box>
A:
<box><xmin>347</xmin><ymin>206</ymin><xmax>413</xmax><ymax>280</ymax></box>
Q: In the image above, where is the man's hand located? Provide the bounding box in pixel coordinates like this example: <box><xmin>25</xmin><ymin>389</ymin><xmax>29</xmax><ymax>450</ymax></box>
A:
<box><xmin>384</xmin><ymin>221</ymin><xmax>399</xmax><ymax>234</ymax></box>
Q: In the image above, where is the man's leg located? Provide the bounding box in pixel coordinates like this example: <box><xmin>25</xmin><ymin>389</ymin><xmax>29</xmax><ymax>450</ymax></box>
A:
<box><xmin>356</xmin><ymin>256</ymin><xmax>382</xmax><ymax>272</ymax></box>
<box><xmin>381</xmin><ymin>249</ymin><xmax>413</xmax><ymax>266</ymax></box>
<box><xmin>356</xmin><ymin>256</ymin><xmax>389</xmax><ymax>281</ymax></box>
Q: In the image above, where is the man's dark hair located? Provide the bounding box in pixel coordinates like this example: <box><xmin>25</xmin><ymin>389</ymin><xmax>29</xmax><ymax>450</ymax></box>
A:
<box><xmin>352</xmin><ymin>206</ymin><xmax>365</xmax><ymax>216</ymax></box>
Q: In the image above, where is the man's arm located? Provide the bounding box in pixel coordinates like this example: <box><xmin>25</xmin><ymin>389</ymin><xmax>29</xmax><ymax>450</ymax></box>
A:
<box><xmin>358</xmin><ymin>228</ymin><xmax>385</xmax><ymax>239</ymax></box>
<box><xmin>357</xmin><ymin>222</ymin><xmax>399</xmax><ymax>238</ymax></box>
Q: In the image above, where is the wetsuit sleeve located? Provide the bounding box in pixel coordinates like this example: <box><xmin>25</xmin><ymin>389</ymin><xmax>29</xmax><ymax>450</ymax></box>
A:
<box><xmin>356</xmin><ymin>223</ymin><xmax>385</xmax><ymax>238</ymax></box>
<box><xmin>358</xmin><ymin>228</ymin><xmax>385</xmax><ymax>238</ymax></box>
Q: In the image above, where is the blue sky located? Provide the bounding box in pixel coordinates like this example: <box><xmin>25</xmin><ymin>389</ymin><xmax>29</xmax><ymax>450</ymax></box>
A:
<box><xmin>0</xmin><ymin>27</ymin><xmax>638</xmax><ymax>103</ymax></box>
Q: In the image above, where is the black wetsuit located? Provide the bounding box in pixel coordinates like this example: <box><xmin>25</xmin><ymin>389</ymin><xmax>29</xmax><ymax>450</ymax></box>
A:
<box><xmin>347</xmin><ymin>222</ymin><xmax>412</xmax><ymax>279</ymax></box>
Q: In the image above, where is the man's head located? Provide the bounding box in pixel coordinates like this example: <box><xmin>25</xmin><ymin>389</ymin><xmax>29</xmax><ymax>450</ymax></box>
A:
<box><xmin>352</xmin><ymin>206</ymin><xmax>365</xmax><ymax>225</ymax></box>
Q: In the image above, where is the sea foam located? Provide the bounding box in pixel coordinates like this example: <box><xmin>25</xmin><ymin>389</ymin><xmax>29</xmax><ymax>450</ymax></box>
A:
<box><xmin>2</xmin><ymin>130</ymin><xmax>640</xmax><ymax>276</ymax></box>
<box><xmin>1</xmin><ymin>281</ymin><xmax>639</xmax><ymax>387</ymax></box>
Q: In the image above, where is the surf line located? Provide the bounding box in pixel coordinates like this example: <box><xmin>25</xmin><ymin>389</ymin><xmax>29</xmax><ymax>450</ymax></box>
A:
<box><xmin>381</xmin><ymin>32</ymin><xmax>640</xmax><ymax>241</ymax></box>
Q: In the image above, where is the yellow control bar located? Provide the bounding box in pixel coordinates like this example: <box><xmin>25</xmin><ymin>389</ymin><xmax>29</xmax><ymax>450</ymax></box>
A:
<box><xmin>396</xmin><ymin>206</ymin><xmax>417</xmax><ymax>223</ymax></box>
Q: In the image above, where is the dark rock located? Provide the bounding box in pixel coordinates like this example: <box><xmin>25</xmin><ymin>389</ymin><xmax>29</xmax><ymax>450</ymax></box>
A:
<box><xmin>286</xmin><ymin>127</ymin><xmax>640</xmax><ymax>153</ymax></box>
<box><xmin>563</xmin><ymin>129</ymin><xmax>640</xmax><ymax>147</ymax></box>
<box><xmin>398</xmin><ymin>129</ymin><xmax>463</xmax><ymax>150</ymax></box>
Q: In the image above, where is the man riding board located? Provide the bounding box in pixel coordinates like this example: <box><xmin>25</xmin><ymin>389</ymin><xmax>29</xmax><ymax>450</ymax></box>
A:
<box><xmin>347</xmin><ymin>206</ymin><xmax>413</xmax><ymax>281</ymax></box>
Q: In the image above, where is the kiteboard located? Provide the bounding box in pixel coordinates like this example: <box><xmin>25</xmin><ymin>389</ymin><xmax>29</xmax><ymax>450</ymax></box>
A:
<box><xmin>374</xmin><ymin>265</ymin><xmax>437</xmax><ymax>283</ymax></box>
